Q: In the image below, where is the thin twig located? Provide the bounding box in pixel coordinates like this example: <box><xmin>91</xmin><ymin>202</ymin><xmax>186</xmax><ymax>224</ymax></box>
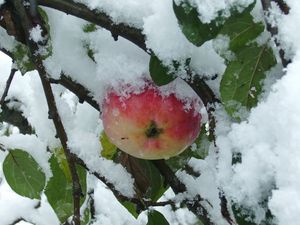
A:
<box><xmin>0</xmin><ymin>67</ymin><xmax>17</xmax><ymax>106</ymax></box>
<box><xmin>10</xmin><ymin>1</ymin><xmax>82</xmax><ymax>224</ymax></box>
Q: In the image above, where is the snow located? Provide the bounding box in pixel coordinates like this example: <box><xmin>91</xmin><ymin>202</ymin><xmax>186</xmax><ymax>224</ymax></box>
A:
<box><xmin>213</xmin><ymin>0</ymin><xmax>300</xmax><ymax>223</ymax></box>
<box><xmin>276</xmin><ymin>0</ymin><xmax>300</xmax><ymax>60</ymax></box>
<box><xmin>216</xmin><ymin>52</ymin><xmax>300</xmax><ymax>222</ymax></box>
<box><xmin>143</xmin><ymin>0</ymin><xmax>195</xmax><ymax>64</ymax></box>
<box><xmin>1</xmin><ymin>0</ymin><xmax>300</xmax><ymax>224</ymax></box>
<box><xmin>177</xmin><ymin>158</ymin><xmax>229</xmax><ymax>225</ymax></box>
<box><xmin>175</xmin><ymin>0</ymin><xmax>254</xmax><ymax>23</ymax></box>
<box><xmin>74</xmin><ymin>0</ymin><xmax>152</xmax><ymax>28</ymax></box>
<box><xmin>0</xmin><ymin>161</ymin><xmax>59</xmax><ymax>225</ymax></box>
<box><xmin>43</xmin><ymin>8</ymin><xmax>149</xmax><ymax>103</ymax></box>
<box><xmin>0</xmin><ymin>134</ymin><xmax>52</xmax><ymax>179</ymax></box>
<box><xmin>29</xmin><ymin>25</ymin><xmax>44</xmax><ymax>43</ymax></box>
<box><xmin>0</xmin><ymin>27</ymin><xmax>17</xmax><ymax>52</ymax></box>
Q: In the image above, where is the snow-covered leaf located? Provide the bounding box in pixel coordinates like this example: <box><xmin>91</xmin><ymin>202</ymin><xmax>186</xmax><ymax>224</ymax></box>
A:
<box><xmin>149</xmin><ymin>55</ymin><xmax>175</xmax><ymax>86</ymax></box>
<box><xmin>220</xmin><ymin>44</ymin><xmax>276</xmax><ymax>119</ymax></box>
<box><xmin>12</xmin><ymin>44</ymin><xmax>35</xmax><ymax>75</ymax></box>
<box><xmin>173</xmin><ymin>0</ymin><xmax>222</xmax><ymax>47</ymax></box>
<box><xmin>220</xmin><ymin>11</ymin><xmax>264</xmax><ymax>53</ymax></box>
<box><xmin>100</xmin><ymin>131</ymin><xmax>117</xmax><ymax>160</ymax></box>
<box><xmin>3</xmin><ymin>149</ymin><xmax>46</xmax><ymax>199</ymax></box>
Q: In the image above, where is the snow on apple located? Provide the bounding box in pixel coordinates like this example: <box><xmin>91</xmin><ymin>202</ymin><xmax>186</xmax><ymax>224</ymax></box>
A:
<box><xmin>101</xmin><ymin>81</ymin><xmax>202</xmax><ymax>159</ymax></box>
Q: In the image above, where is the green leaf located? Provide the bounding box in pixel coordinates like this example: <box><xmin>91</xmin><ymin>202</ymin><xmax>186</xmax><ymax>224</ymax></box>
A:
<box><xmin>149</xmin><ymin>55</ymin><xmax>175</xmax><ymax>86</ymax></box>
<box><xmin>12</xmin><ymin>44</ymin><xmax>35</xmax><ymax>75</ymax></box>
<box><xmin>173</xmin><ymin>0</ymin><xmax>222</xmax><ymax>46</ymax></box>
<box><xmin>220</xmin><ymin>9</ymin><xmax>264</xmax><ymax>53</ymax></box>
<box><xmin>142</xmin><ymin>160</ymin><xmax>167</xmax><ymax>201</ymax></box>
<box><xmin>38</xmin><ymin>7</ymin><xmax>50</xmax><ymax>30</ymax></box>
<box><xmin>118</xmin><ymin>154</ymin><xmax>167</xmax><ymax>201</ymax></box>
<box><xmin>120</xmin><ymin>201</ymin><xmax>139</xmax><ymax>218</ymax></box>
<box><xmin>81</xmin><ymin>205</ymin><xmax>91</xmax><ymax>225</ymax></box>
<box><xmin>82</xmin><ymin>40</ymin><xmax>96</xmax><ymax>63</ymax></box>
<box><xmin>117</xmin><ymin>157</ymin><xmax>167</xmax><ymax>217</ymax></box>
<box><xmin>220</xmin><ymin>44</ymin><xmax>276</xmax><ymax>119</ymax></box>
<box><xmin>45</xmin><ymin>154</ymin><xmax>87</xmax><ymax>223</ymax></box>
<box><xmin>82</xmin><ymin>23</ymin><xmax>97</xmax><ymax>62</ymax></box>
<box><xmin>147</xmin><ymin>210</ymin><xmax>170</xmax><ymax>225</ymax></box>
<box><xmin>3</xmin><ymin>149</ymin><xmax>46</xmax><ymax>199</ymax></box>
<box><xmin>100</xmin><ymin>131</ymin><xmax>118</xmax><ymax>160</ymax></box>
<box><xmin>83</xmin><ymin>23</ymin><xmax>97</xmax><ymax>33</ymax></box>
<box><xmin>54</xmin><ymin>147</ymin><xmax>72</xmax><ymax>182</ymax></box>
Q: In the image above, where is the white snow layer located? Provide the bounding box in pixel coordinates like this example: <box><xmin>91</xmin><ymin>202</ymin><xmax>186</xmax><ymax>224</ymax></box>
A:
<box><xmin>74</xmin><ymin>0</ymin><xmax>152</xmax><ymax>28</ymax></box>
<box><xmin>0</xmin><ymin>0</ymin><xmax>300</xmax><ymax>224</ymax></box>
<box><xmin>175</xmin><ymin>0</ymin><xmax>254</xmax><ymax>23</ymax></box>
<box><xmin>216</xmin><ymin>0</ymin><xmax>300</xmax><ymax>224</ymax></box>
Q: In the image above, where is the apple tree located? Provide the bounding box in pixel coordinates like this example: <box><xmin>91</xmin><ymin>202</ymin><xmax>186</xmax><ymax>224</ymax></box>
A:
<box><xmin>0</xmin><ymin>0</ymin><xmax>296</xmax><ymax>225</ymax></box>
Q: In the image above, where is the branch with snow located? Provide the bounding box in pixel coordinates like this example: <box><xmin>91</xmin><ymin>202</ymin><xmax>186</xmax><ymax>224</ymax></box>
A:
<box><xmin>261</xmin><ymin>0</ymin><xmax>291</xmax><ymax>67</ymax></box>
<box><xmin>0</xmin><ymin>102</ymin><xmax>33</xmax><ymax>134</ymax></box>
<box><xmin>0</xmin><ymin>66</ymin><xmax>17</xmax><ymax>106</ymax></box>
<box><xmin>49</xmin><ymin>74</ymin><xmax>100</xmax><ymax>111</ymax></box>
<box><xmin>37</xmin><ymin>0</ymin><xmax>147</xmax><ymax>52</ymax></box>
<box><xmin>10</xmin><ymin>0</ymin><xmax>83</xmax><ymax>224</ymax></box>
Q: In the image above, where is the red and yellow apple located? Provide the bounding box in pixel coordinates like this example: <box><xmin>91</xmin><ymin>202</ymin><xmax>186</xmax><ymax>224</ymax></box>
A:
<box><xmin>101</xmin><ymin>82</ymin><xmax>202</xmax><ymax>160</ymax></box>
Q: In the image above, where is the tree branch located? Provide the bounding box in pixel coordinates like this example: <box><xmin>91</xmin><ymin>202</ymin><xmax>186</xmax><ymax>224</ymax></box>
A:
<box><xmin>36</xmin><ymin>0</ymin><xmax>147</xmax><ymax>52</ymax></box>
<box><xmin>49</xmin><ymin>74</ymin><xmax>100</xmax><ymax>111</ymax></box>
<box><xmin>0</xmin><ymin>67</ymin><xmax>17</xmax><ymax>106</ymax></box>
<box><xmin>10</xmin><ymin>1</ymin><xmax>82</xmax><ymax>224</ymax></box>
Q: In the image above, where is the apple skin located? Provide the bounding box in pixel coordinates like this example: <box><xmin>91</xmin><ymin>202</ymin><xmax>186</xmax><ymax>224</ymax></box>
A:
<box><xmin>101</xmin><ymin>83</ymin><xmax>202</xmax><ymax>160</ymax></box>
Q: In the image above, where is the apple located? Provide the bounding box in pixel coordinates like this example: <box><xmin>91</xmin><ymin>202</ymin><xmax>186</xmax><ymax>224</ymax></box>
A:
<box><xmin>101</xmin><ymin>82</ymin><xmax>202</xmax><ymax>160</ymax></box>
